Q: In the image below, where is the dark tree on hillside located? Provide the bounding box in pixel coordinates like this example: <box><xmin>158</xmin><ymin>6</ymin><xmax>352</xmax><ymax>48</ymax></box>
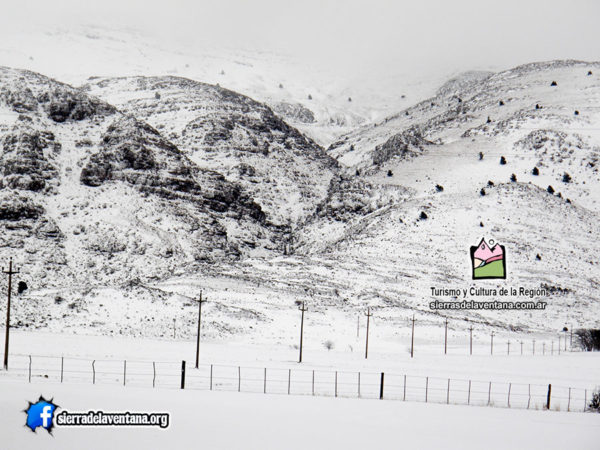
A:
<box><xmin>562</xmin><ymin>172</ymin><xmax>572</xmax><ymax>183</ymax></box>
<box><xmin>499</xmin><ymin>100</ymin><xmax>504</xmax><ymax>106</ymax></box>
<box><xmin>588</xmin><ymin>71</ymin><xmax>593</xmax><ymax>76</ymax></box>
<box><xmin>550</xmin><ymin>81</ymin><xmax>557</xmax><ymax>86</ymax></box>
<box><xmin>574</xmin><ymin>110</ymin><xmax>579</xmax><ymax>116</ymax></box>
<box><xmin>500</xmin><ymin>156</ymin><xmax>507</xmax><ymax>165</ymax></box>
<box><xmin>510</xmin><ymin>173</ymin><xmax>517</xmax><ymax>182</ymax></box>
<box><xmin>486</xmin><ymin>116</ymin><xmax>492</xmax><ymax>123</ymax></box>
<box><xmin>435</xmin><ymin>184</ymin><xmax>444</xmax><ymax>192</ymax></box>
<box><xmin>479</xmin><ymin>152</ymin><xmax>484</xmax><ymax>160</ymax></box>
<box><xmin>387</xmin><ymin>169</ymin><xmax>393</xmax><ymax>177</ymax></box>
<box><xmin>532</xmin><ymin>167</ymin><xmax>539</xmax><ymax>176</ymax></box>
<box><xmin>480</xmin><ymin>188</ymin><xmax>486</xmax><ymax>196</ymax></box>
<box><xmin>419</xmin><ymin>211</ymin><xmax>428</xmax><ymax>220</ymax></box>
<box><xmin>547</xmin><ymin>185</ymin><xmax>555</xmax><ymax>194</ymax></box>
<box><xmin>487</xmin><ymin>180</ymin><xmax>494</xmax><ymax>187</ymax></box>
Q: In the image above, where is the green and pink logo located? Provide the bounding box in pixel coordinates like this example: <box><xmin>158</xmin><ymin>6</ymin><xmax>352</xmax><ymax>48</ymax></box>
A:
<box><xmin>470</xmin><ymin>238</ymin><xmax>506</xmax><ymax>279</ymax></box>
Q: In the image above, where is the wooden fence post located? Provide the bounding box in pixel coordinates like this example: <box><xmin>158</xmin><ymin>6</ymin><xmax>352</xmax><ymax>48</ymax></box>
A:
<box><xmin>425</xmin><ymin>377</ymin><xmax>429</xmax><ymax>402</ymax></box>
<box><xmin>487</xmin><ymin>382</ymin><xmax>492</xmax><ymax>405</ymax></box>
<box><xmin>527</xmin><ymin>384</ymin><xmax>531</xmax><ymax>409</ymax></box>
<box><xmin>567</xmin><ymin>387</ymin><xmax>571</xmax><ymax>412</ymax></box>
<box><xmin>152</xmin><ymin>362</ymin><xmax>156</xmax><ymax>388</ymax></box>
<box><xmin>28</xmin><ymin>355</ymin><xmax>32</xmax><ymax>383</ymax></box>
<box><xmin>379</xmin><ymin>372</ymin><xmax>385</xmax><ymax>399</ymax></box>
<box><xmin>180</xmin><ymin>360</ymin><xmax>186</xmax><ymax>389</ymax></box>
<box><xmin>403</xmin><ymin>375</ymin><xmax>407</xmax><ymax>401</ymax></box>
<box><xmin>467</xmin><ymin>380</ymin><xmax>471</xmax><ymax>405</ymax></box>
<box><xmin>508</xmin><ymin>383</ymin><xmax>511</xmax><ymax>407</ymax></box>
<box><xmin>92</xmin><ymin>360</ymin><xmax>96</xmax><ymax>384</ymax></box>
<box><xmin>546</xmin><ymin>384</ymin><xmax>552</xmax><ymax>410</ymax></box>
<box><xmin>60</xmin><ymin>356</ymin><xmax>64</xmax><ymax>383</ymax></box>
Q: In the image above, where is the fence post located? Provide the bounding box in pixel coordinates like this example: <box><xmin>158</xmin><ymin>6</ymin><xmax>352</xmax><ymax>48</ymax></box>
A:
<box><xmin>425</xmin><ymin>377</ymin><xmax>429</xmax><ymax>402</ymax></box>
<box><xmin>335</xmin><ymin>371</ymin><xmax>338</xmax><ymax>397</ymax></box>
<box><xmin>567</xmin><ymin>387</ymin><xmax>571</xmax><ymax>412</ymax></box>
<box><xmin>288</xmin><ymin>369</ymin><xmax>291</xmax><ymax>395</ymax></box>
<box><xmin>153</xmin><ymin>362</ymin><xmax>156</xmax><ymax>388</ymax></box>
<box><xmin>264</xmin><ymin>368</ymin><xmax>267</xmax><ymax>394</ymax></box>
<box><xmin>447</xmin><ymin>378</ymin><xmax>450</xmax><ymax>404</ymax></box>
<box><xmin>124</xmin><ymin>360</ymin><xmax>127</xmax><ymax>387</ymax></box>
<box><xmin>60</xmin><ymin>356</ymin><xmax>64</xmax><ymax>383</ymax></box>
<box><xmin>210</xmin><ymin>364</ymin><xmax>213</xmax><ymax>390</ymax></box>
<box><xmin>546</xmin><ymin>384</ymin><xmax>552</xmax><ymax>410</ymax></box>
<box><xmin>239</xmin><ymin>366</ymin><xmax>241</xmax><ymax>392</ymax></box>
<box><xmin>92</xmin><ymin>360</ymin><xmax>96</xmax><ymax>384</ymax></box>
<box><xmin>28</xmin><ymin>355</ymin><xmax>32</xmax><ymax>383</ymax></box>
<box><xmin>508</xmin><ymin>383</ymin><xmax>511</xmax><ymax>407</ymax></box>
<box><xmin>467</xmin><ymin>380</ymin><xmax>471</xmax><ymax>405</ymax></box>
<box><xmin>379</xmin><ymin>372</ymin><xmax>385</xmax><ymax>400</ymax></box>
<box><xmin>180</xmin><ymin>360</ymin><xmax>186</xmax><ymax>389</ymax></box>
<box><xmin>403</xmin><ymin>375</ymin><xmax>407</xmax><ymax>401</ymax></box>
<box><xmin>487</xmin><ymin>382</ymin><xmax>492</xmax><ymax>405</ymax></box>
<box><xmin>527</xmin><ymin>384</ymin><xmax>531</xmax><ymax>409</ymax></box>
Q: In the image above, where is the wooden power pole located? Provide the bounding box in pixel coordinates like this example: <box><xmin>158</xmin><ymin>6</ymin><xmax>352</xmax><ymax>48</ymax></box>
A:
<box><xmin>195</xmin><ymin>291</ymin><xmax>207</xmax><ymax>369</ymax></box>
<box><xmin>444</xmin><ymin>317</ymin><xmax>449</xmax><ymax>355</ymax></box>
<box><xmin>410</xmin><ymin>315</ymin><xmax>416</xmax><ymax>358</ymax></box>
<box><xmin>298</xmin><ymin>301</ymin><xmax>308</xmax><ymax>363</ymax></box>
<box><xmin>365</xmin><ymin>307</ymin><xmax>372</xmax><ymax>359</ymax></box>
<box><xmin>3</xmin><ymin>257</ymin><xmax>19</xmax><ymax>370</ymax></box>
<box><xmin>468</xmin><ymin>326</ymin><xmax>473</xmax><ymax>356</ymax></box>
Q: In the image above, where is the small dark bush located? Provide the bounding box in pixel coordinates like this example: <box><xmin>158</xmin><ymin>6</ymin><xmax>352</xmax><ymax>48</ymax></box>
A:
<box><xmin>480</xmin><ymin>188</ymin><xmax>486</xmax><ymax>196</ymax></box>
<box><xmin>532</xmin><ymin>167</ymin><xmax>539</xmax><ymax>176</ymax></box>
<box><xmin>500</xmin><ymin>156</ymin><xmax>507</xmax><ymax>165</ymax></box>
<box><xmin>419</xmin><ymin>211</ymin><xmax>428</xmax><ymax>220</ymax></box>
<box><xmin>562</xmin><ymin>172</ymin><xmax>572</xmax><ymax>183</ymax></box>
<box><xmin>308</xmin><ymin>94</ymin><xmax>312</xmax><ymax>100</ymax></box>
<box><xmin>499</xmin><ymin>100</ymin><xmax>504</xmax><ymax>106</ymax></box>
<box><xmin>479</xmin><ymin>221</ymin><xmax>484</xmax><ymax>227</ymax></box>
<box><xmin>348</xmin><ymin>97</ymin><xmax>352</xmax><ymax>102</ymax></box>
<box><xmin>535</xmin><ymin>104</ymin><xmax>541</xmax><ymax>110</ymax></box>
<box><xmin>574</xmin><ymin>110</ymin><xmax>579</xmax><ymax>116</ymax></box>
<box><xmin>587</xmin><ymin>71</ymin><xmax>593</xmax><ymax>76</ymax></box>
<box><xmin>487</xmin><ymin>180</ymin><xmax>494</xmax><ymax>187</ymax></box>
<box><xmin>387</xmin><ymin>169</ymin><xmax>393</xmax><ymax>177</ymax></box>
<box><xmin>550</xmin><ymin>81</ymin><xmax>557</xmax><ymax>86</ymax></box>
<box><xmin>154</xmin><ymin>92</ymin><xmax>161</xmax><ymax>100</ymax></box>
<box><xmin>589</xmin><ymin>390</ymin><xmax>600</xmax><ymax>412</ymax></box>
<box><xmin>435</xmin><ymin>184</ymin><xmax>444</xmax><ymax>192</ymax></box>
<box><xmin>547</xmin><ymin>185</ymin><xmax>555</xmax><ymax>194</ymax></box>
<box><xmin>510</xmin><ymin>173</ymin><xmax>517</xmax><ymax>182</ymax></box>
<box><xmin>536</xmin><ymin>254</ymin><xmax>541</xmax><ymax>260</ymax></box>
<box><xmin>17</xmin><ymin>281</ymin><xmax>27</xmax><ymax>294</ymax></box>
<box><xmin>479</xmin><ymin>152</ymin><xmax>484</xmax><ymax>160</ymax></box>
<box><xmin>575</xmin><ymin>329</ymin><xmax>600</xmax><ymax>351</ymax></box>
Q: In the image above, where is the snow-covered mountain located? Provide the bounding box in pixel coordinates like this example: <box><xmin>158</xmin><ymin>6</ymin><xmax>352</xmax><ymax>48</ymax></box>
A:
<box><xmin>0</xmin><ymin>60</ymin><xmax>598</xmax><ymax>342</ymax></box>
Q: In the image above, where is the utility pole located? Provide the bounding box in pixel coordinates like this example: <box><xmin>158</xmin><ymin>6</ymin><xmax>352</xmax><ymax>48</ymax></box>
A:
<box><xmin>444</xmin><ymin>317</ymin><xmax>449</xmax><ymax>355</ymax></box>
<box><xmin>195</xmin><ymin>291</ymin><xmax>207</xmax><ymax>369</ymax></box>
<box><xmin>520</xmin><ymin>340</ymin><xmax>523</xmax><ymax>355</ymax></box>
<box><xmin>468</xmin><ymin>326</ymin><xmax>473</xmax><ymax>355</ymax></box>
<box><xmin>3</xmin><ymin>258</ymin><xmax>19</xmax><ymax>370</ymax></box>
<box><xmin>507</xmin><ymin>340</ymin><xmax>510</xmax><ymax>355</ymax></box>
<box><xmin>490</xmin><ymin>331</ymin><xmax>495</xmax><ymax>355</ymax></box>
<box><xmin>364</xmin><ymin>308</ymin><xmax>372</xmax><ymax>359</ymax></box>
<box><xmin>410</xmin><ymin>315</ymin><xmax>416</xmax><ymax>358</ymax></box>
<box><xmin>298</xmin><ymin>301</ymin><xmax>307</xmax><ymax>363</ymax></box>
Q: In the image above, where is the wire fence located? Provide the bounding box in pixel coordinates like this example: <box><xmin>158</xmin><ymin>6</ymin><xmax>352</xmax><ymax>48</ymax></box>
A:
<box><xmin>0</xmin><ymin>353</ymin><xmax>595</xmax><ymax>413</ymax></box>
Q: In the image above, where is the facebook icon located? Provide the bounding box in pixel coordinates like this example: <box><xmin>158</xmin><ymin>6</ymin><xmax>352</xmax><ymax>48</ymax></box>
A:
<box><xmin>24</xmin><ymin>397</ymin><xmax>58</xmax><ymax>433</ymax></box>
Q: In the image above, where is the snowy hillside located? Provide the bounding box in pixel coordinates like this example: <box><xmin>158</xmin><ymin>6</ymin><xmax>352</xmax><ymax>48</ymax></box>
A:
<box><xmin>0</xmin><ymin>60</ymin><xmax>598</xmax><ymax>343</ymax></box>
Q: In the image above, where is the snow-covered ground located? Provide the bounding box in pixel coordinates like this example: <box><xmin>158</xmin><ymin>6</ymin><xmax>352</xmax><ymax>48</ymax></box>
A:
<box><xmin>2</xmin><ymin>379</ymin><xmax>598</xmax><ymax>450</ymax></box>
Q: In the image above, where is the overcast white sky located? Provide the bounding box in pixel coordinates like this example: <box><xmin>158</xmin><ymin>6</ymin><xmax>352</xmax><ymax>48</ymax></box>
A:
<box><xmin>1</xmin><ymin>0</ymin><xmax>599</xmax><ymax>77</ymax></box>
